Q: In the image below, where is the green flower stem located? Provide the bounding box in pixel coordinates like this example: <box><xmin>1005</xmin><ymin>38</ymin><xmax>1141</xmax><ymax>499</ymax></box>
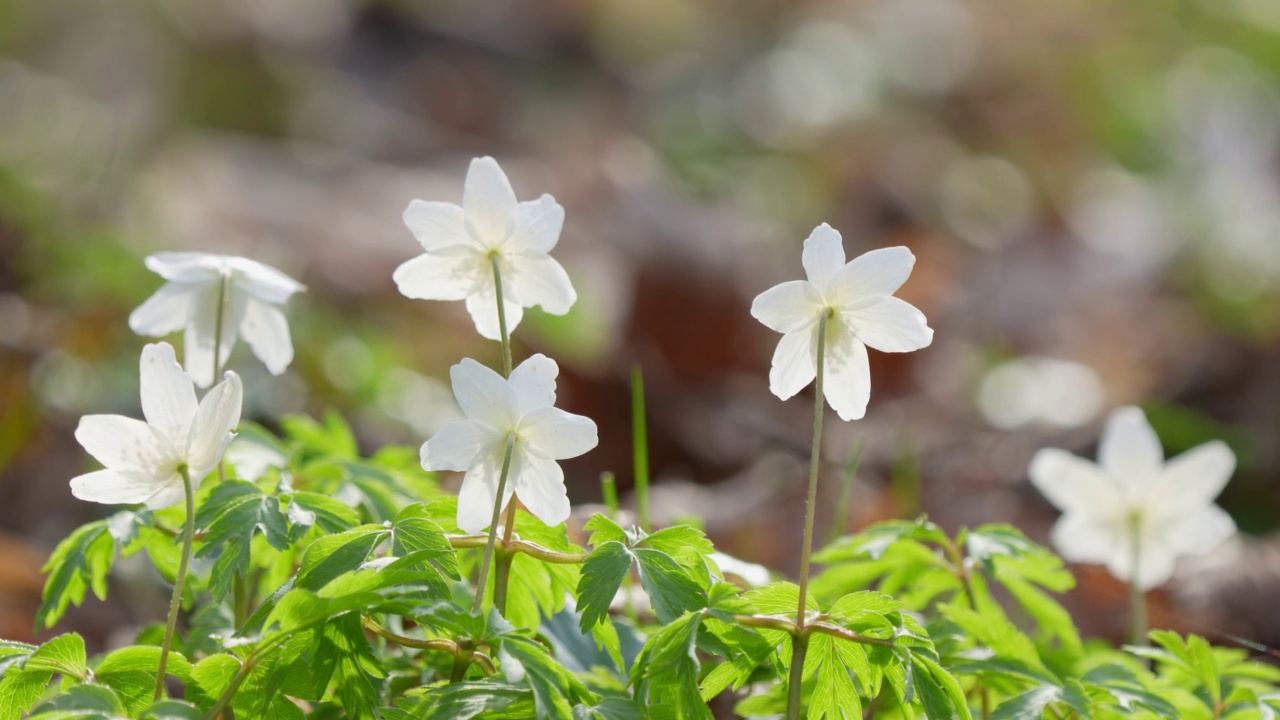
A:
<box><xmin>734</xmin><ymin>614</ymin><xmax>895</xmax><ymax>648</ymax></box>
<box><xmin>472</xmin><ymin>435</ymin><xmax>517</xmax><ymax>615</ymax></box>
<box><xmin>493</xmin><ymin>506</ymin><xmax>519</xmax><ymax>615</ymax></box>
<box><xmin>1129</xmin><ymin>514</ymin><xmax>1148</xmax><ymax>646</ymax></box>
<box><xmin>789</xmin><ymin>309</ymin><xmax>832</xmax><ymax>720</ymax></box>
<box><xmin>489</xmin><ymin>253</ymin><xmax>513</xmax><ymax>378</ymax></box>
<box><xmin>209</xmin><ymin>269</ymin><xmax>249</xmax><ymax>628</ymax></box>
<box><xmin>447</xmin><ymin>534</ymin><xmax>585</xmax><ymax>564</ymax></box>
<box><xmin>631</xmin><ymin>365</ymin><xmax>651</xmax><ymax>533</ymax></box>
<box><xmin>361</xmin><ymin>617</ymin><xmax>496</xmax><ymax>675</ymax></box>
<box><xmin>155</xmin><ymin>466</ymin><xmax>195</xmax><ymax>700</ymax></box>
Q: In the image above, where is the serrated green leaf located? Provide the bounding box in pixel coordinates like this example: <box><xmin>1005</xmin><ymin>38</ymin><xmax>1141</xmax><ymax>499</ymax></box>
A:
<box><xmin>195</xmin><ymin>480</ymin><xmax>291</xmax><ymax>601</ymax></box>
<box><xmin>577</xmin><ymin>542</ymin><xmax>632</xmax><ymax>633</ymax></box>
<box><xmin>0</xmin><ymin>666</ymin><xmax>54</xmax><ymax>720</ymax></box>
<box><xmin>25</xmin><ymin>634</ymin><xmax>87</xmax><ymax>681</ymax></box>
<box><xmin>583</xmin><ymin>514</ymin><xmax>628</xmax><ymax>547</ymax></box>
<box><xmin>286</xmin><ymin>492</ymin><xmax>359</xmax><ymax>537</ymax></box>
<box><xmin>28</xmin><ymin>683</ymin><xmax>127</xmax><ymax>719</ymax></box>
<box><xmin>140</xmin><ymin>700</ymin><xmax>203</xmax><ymax>720</ymax></box>
<box><xmin>633</xmin><ymin>548</ymin><xmax>706</xmax><ymax>624</ymax></box>
<box><xmin>36</xmin><ymin>521</ymin><xmax>114</xmax><ymax>630</ymax></box>
<box><xmin>503</xmin><ymin>635</ymin><xmax>588</xmax><ymax>720</ymax></box>
<box><xmin>96</xmin><ymin>646</ymin><xmax>192</xmax><ymax>716</ymax></box>
<box><xmin>388</xmin><ymin>682</ymin><xmax>534</xmax><ymax>719</ymax></box>
<box><xmin>390</xmin><ymin>504</ymin><xmax>460</xmax><ymax>583</ymax></box>
<box><xmin>805</xmin><ymin>633</ymin><xmax>863</xmax><ymax>719</ymax></box>
<box><xmin>294</xmin><ymin>525</ymin><xmax>388</xmax><ymax>591</ymax></box>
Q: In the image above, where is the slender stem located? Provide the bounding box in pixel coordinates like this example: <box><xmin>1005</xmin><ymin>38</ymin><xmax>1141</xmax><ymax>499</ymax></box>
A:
<box><xmin>493</xmin><ymin>505</ymin><xmax>519</xmax><ymax>615</ymax></box>
<box><xmin>600</xmin><ymin>471</ymin><xmax>619</xmax><ymax>516</ymax></box>
<box><xmin>447</xmin><ymin>534</ymin><xmax>585</xmax><ymax>563</ymax></box>
<box><xmin>789</xmin><ymin>309</ymin><xmax>831</xmax><ymax>720</ymax></box>
<box><xmin>829</xmin><ymin>440</ymin><xmax>864</xmax><ymax>544</ymax></box>
<box><xmin>1129</xmin><ymin>513</ymin><xmax>1148</xmax><ymax>646</ymax></box>
<box><xmin>787</xmin><ymin>635</ymin><xmax>809</xmax><ymax>720</ymax></box>
<box><xmin>631</xmin><ymin>365</ymin><xmax>651</xmax><ymax>533</ymax></box>
<box><xmin>155</xmin><ymin>466</ymin><xmax>195</xmax><ymax>700</ymax></box>
<box><xmin>212</xmin><ymin>269</ymin><xmax>229</xmax><ymax>389</ymax></box>
<box><xmin>202</xmin><ymin>655</ymin><xmax>255</xmax><ymax>720</ymax></box>
<box><xmin>489</xmin><ymin>253</ymin><xmax>512</xmax><ymax>378</ymax></box>
<box><xmin>472</xmin><ymin>435</ymin><xmax>517</xmax><ymax>615</ymax></box>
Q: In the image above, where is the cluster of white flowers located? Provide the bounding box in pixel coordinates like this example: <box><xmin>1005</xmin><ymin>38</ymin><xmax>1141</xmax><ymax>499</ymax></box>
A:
<box><xmin>68</xmin><ymin>153</ymin><xmax>1240</xmax><ymax>598</ymax></box>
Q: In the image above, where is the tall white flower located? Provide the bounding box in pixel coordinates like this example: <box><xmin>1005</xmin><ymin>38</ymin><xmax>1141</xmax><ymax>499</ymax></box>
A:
<box><xmin>750</xmin><ymin>223</ymin><xmax>933</xmax><ymax>421</ymax></box>
<box><xmin>1029</xmin><ymin>406</ymin><xmax>1237</xmax><ymax>590</ymax></box>
<box><xmin>70</xmin><ymin>342</ymin><xmax>243</xmax><ymax>510</ymax></box>
<box><xmin>393</xmin><ymin>157</ymin><xmax>576</xmax><ymax>341</ymax></box>
<box><xmin>130</xmin><ymin>252</ymin><xmax>304</xmax><ymax>387</ymax></box>
<box><xmin>422</xmin><ymin>354</ymin><xmax>597</xmax><ymax>533</ymax></box>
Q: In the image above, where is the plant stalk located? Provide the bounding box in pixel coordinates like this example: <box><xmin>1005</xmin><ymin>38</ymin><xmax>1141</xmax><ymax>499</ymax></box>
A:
<box><xmin>1129</xmin><ymin>513</ymin><xmax>1148</xmax><ymax>646</ymax></box>
<box><xmin>631</xmin><ymin>365</ymin><xmax>651</xmax><ymax>533</ymax></box>
<box><xmin>789</xmin><ymin>309</ymin><xmax>831</xmax><ymax>720</ymax></box>
<box><xmin>493</xmin><ymin>504</ymin><xmax>519</xmax><ymax>615</ymax></box>
<box><xmin>472</xmin><ymin>435</ymin><xmax>517</xmax><ymax>615</ymax></box>
<box><xmin>489</xmin><ymin>253</ymin><xmax>512</xmax><ymax>378</ymax></box>
<box><xmin>155</xmin><ymin>466</ymin><xmax>195</xmax><ymax>700</ymax></box>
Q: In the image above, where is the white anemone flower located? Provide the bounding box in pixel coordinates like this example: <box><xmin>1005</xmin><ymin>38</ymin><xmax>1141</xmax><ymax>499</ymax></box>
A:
<box><xmin>1029</xmin><ymin>406</ymin><xmax>1237</xmax><ymax>590</ymax></box>
<box><xmin>70</xmin><ymin>342</ymin><xmax>243</xmax><ymax>510</ymax></box>
<box><xmin>750</xmin><ymin>223</ymin><xmax>933</xmax><ymax>421</ymax></box>
<box><xmin>129</xmin><ymin>252</ymin><xmax>304</xmax><ymax>387</ymax></box>
<box><xmin>422</xmin><ymin>354</ymin><xmax>597</xmax><ymax>533</ymax></box>
<box><xmin>392</xmin><ymin>156</ymin><xmax>577</xmax><ymax>341</ymax></box>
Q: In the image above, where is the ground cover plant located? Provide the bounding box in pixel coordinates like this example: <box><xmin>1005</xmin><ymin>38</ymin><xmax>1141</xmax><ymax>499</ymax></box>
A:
<box><xmin>1</xmin><ymin>156</ymin><xmax>1278</xmax><ymax>720</ymax></box>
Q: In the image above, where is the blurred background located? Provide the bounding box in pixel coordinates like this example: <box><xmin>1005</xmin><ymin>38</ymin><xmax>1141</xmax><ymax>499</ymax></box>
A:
<box><xmin>1</xmin><ymin>0</ymin><xmax>1279</xmax><ymax>659</ymax></box>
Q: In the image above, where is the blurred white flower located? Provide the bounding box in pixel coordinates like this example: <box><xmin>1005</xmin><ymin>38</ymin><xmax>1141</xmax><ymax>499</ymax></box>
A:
<box><xmin>70</xmin><ymin>342</ymin><xmax>242</xmax><ymax>510</ymax></box>
<box><xmin>393</xmin><ymin>157</ymin><xmax>576</xmax><ymax>341</ymax></box>
<box><xmin>977</xmin><ymin>357</ymin><xmax>1105</xmax><ymax>430</ymax></box>
<box><xmin>750</xmin><ymin>223</ymin><xmax>933</xmax><ymax>421</ymax></box>
<box><xmin>421</xmin><ymin>354</ymin><xmax>597</xmax><ymax>533</ymax></box>
<box><xmin>712</xmin><ymin>551</ymin><xmax>772</xmax><ymax>588</ymax></box>
<box><xmin>130</xmin><ymin>252</ymin><xmax>304</xmax><ymax>387</ymax></box>
<box><xmin>1029</xmin><ymin>406</ymin><xmax>1237</xmax><ymax>590</ymax></box>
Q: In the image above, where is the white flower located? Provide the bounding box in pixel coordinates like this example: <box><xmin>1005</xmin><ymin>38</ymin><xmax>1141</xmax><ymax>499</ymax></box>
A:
<box><xmin>421</xmin><ymin>354</ymin><xmax>597</xmax><ymax>533</ymax></box>
<box><xmin>392</xmin><ymin>157</ymin><xmax>576</xmax><ymax>341</ymax></box>
<box><xmin>1029</xmin><ymin>406</ymin><xmax>1237</xmax><ymax>590</ymax></box>
<box><xmin>130</xmin><ymin>252</ymin><xmax>304</xmax><ymax>387</ymax></box>
<box><xmin>70</xmin><ymin>342</ymin><xmax>243</xmax><ymax>510</ymax></box>
<box><xmin>750</xmin><ymin>223</ymin><xmax>933</xmax><ymax>421</ymax></box>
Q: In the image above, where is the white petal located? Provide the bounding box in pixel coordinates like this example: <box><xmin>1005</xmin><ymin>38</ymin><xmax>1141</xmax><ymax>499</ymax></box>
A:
<box><xmin>183</xmin><ymin>284</ymin><xmax>244</xmax><ymax>388</ymax></box>
<box><xmin>1049</xmin><ymin>513</ymin><xmax>1119</xmax><ymax>564</ymax></box>
<box><xmin>1098</xmin><ymin>407</ymin><xmax>1164</xmax><ymax>487</ymax></box>
<box><xmin>456</xmin><ymin>443</ymin><xmax>518</xmax><ymax>534</ymax></box>
<box><xmin>509</xmin><ymin>354</ymin><xmax>559</xmax><ymax>415</ymax></box>
<box><xmin>403</xmin><ymin>199</ymin><xmax>473</xmax><ymax>251</ymax></box>
<box><xmin>75</xmin><ymin>415</ymin><xmax>173</xmax><ymax>474</ymax></box>
<box><xmin>750</xmin><ymin>281</ymin><xmax>823</xmax><ymax>334</ymax></box>
<box><xmin>186</xmin><ymin>371</ymin><xmax>242</xmax><ymax>477</ymax></box>
<box><xmin>144</xmin><ymin>252</ymin><xmax>223</xmax><ymax>283</ymax></box>
<box><xmin>449</xmin><ymin>358</ymin><xmax>517</xmax><ymax>430</ymax></box>
<box><xmin>520</xmin><ymin>407</ymin><xmax>598</xmax><ymax>460</ymax></box>
<box><xmin>140</xmin><ymin>343</ymin><xmax>197</xmax><ymax>448</ymax></box>
<box><xmin>846</xmin><ymin>297</ymin><xmax>933</xmax><ymax>353</ymax></box>
<box><xmin>393</xmin><ymin>249</ymin><xmax>485</xmax><ymax>302</ymax></box>
<box><xmin>801</xmin><ymin>223</ymin><xmax>846</xmax><ymax>294</ymax></box>
<box><xmin>504</xmin><ymin>252</ymin><xmax>576</xmax><ymax>315</ymax></box>
<box><xmin>1154</xmin><ymin>505</ymin><xmax>1235</xmax><ymax>557</ymax></box>
<box><xmin>1150</xmin><ymin>440</ymin><xmax>1236</xmax><ymax>515</ymax></box>
<box><xmin>421</xmin><ymin>420</ymin><xmax>493</xmax><ymax>471</ymax></box>
<box><xmin>509</xmin><ymin>195</ymin><xmax>564</xmax><ymax>253</ymax></box>
<box><xmin>830</xmin><ymin>246</ymin><xmax>916</xmax><ymax>307</ymax></box>
<box><xmin>140</xmin><ymin>480</ymin><xmax>189</xmax><ymax>510</ymax></box>
<box><xmin>768</xmin><ymin>328</ymin><xmax>817</xmax><ymax>401</ymax></box>
<box><xmin>227</xmin><ymin>256</ymin><xmax>304</xmax><ymax>304</ymax></box>
<box><xmin>129</xmin><ymin>283</ymin><xmax>196</xmax><ymax>337</ymax></box>
<box><xmin>463</xmin><ymin>156</ymin><xmax>518</xmax><ymax>247</ymax></box>
<box><xmin>239</xmin><ymin>297</ymin><xmax>293</xmax><ymax>375</ymax></box>
<box><xmin>1027</xmin><ymin>448</ymin><xmax>1121</xmax><ymax>515</ymax></box>
<box><xmin>70</xmin><ymin>469</ymin><xmax>173</xmax><ymax>507</ymax></box>
<box><xmin>464</xmin><ymin>290</ymin><xmax>524</xmax><ymax>342</ymax></box>
<box><xmin>513</xmin><ymin>450</ymin><xmax>571</xmax><ymax>529</ymax></box>
<box><xmin>822</xmin><ymin>324</ymin><xmax>871</xmax><ymax>421</ymax></box>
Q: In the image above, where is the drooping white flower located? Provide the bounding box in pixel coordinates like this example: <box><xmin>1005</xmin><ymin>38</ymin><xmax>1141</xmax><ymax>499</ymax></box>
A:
<box><xmin>750</xmin><ymin>223</ymin><xmax>933</xmax><ymax>421</ymax></box>
<box><xmin>393</xmin><ymin>157</ymin><xmax>576</xmax><ymax>341</ymax></box>
<box><xmin>130</xmin><ymin>252</ymin><xmax>304</xmax><ymax>387</ymax></box>
<box><xmin>1029</xmin><ymin>406</ymin><xmax>1237</xmax><ymax>590</ymax></box>
<box><xmin>421</xmin><ymin>354</ymin><xmax>597</xmax><ymax>533</ymax></box>
<box><xmin>70</xmin><ymin>342</ymin><xmax>243</xmax><ymax>510</ymax></box>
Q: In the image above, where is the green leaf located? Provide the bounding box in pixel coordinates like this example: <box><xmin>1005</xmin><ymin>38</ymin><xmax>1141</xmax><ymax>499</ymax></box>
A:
<box><xmin>140</xmin><ymin>700</ymin><xmax>204</xmax><ymax>720</ymax></box>
<box><xmin>25</xmin><ymin>634</ymin><xmax>87</xmax><ymax>681</ymax></box>
<box><xmin>96</xmin><ymin>646</ymin><xmax>193</xmax><ymax>716</ymax></box>
<box><xmin>387</xmin><ymin>682</ymin><xmax>534</xmax><ymax>720</ymax></box>
<box><xmin>633</xmin><ymin>548</ymin><xmax>707</xmax><ymax>624</ymax></box>
<box><xmin>805</xmin><ymin>634</ymin><xmax>863</xmax><ymax>719</ymax></box>
<box><xmin>817</xmin><ymin>518</ymin><xmax>949</xmax><ymax>562</ymax></box>
<box><xmin>321</xmin><ymin>614</ymin><xmax>384</xmax><ymax>720</ymax></box>
<box><xmin>583</xmin><ymin>514</ymin><xmax>628</xmax><ymax>547</ymax></box>
<box><xmin>634</xmin><ymin>611</ymin><xmax>709</xmax><ymax>720</ymax></box>
<box><xmin>195</xmin><ymin>480</ymin><xmax>291</xmax><ymax>600</ymax></box>
<box><xmin>990</xmin><ymin>685</ymin><xmax>1061</xmax><ymax>720</ymax></box>
<box><xmin>285</xmin><ymin>492</ymin><xmax>359</xmax><ymax>537</ymax></box>
<box><xmin>28</xmin><ymin>683</ymin><xmax>127</xmax><ymax>719</ymax></box>
<box><xmin>577</xmin><ymin>542</ymin><xmax>632</xmax><ymax>633</ymax></box>
<box><xmin>503</xmin><ymin>635</ymin><xmax>588</xmax><ymax>720</ymax></box>
<box><xmin>294</xmin><ymin>525</ymin><xmax>388</xmax><ymax>591</ymax></box>
<box><xmin>281</xmin><ymin>411</ymin><xmax>358</xmax><ymax>460</ymax></box>
<box><xmin>36</xmin><ymin>521</ymin><xmax>114</xmax><ymax>630</ymax></box>
<box><xmin>912</xmin><ymin>654</ymin><xmax>971</xmax><ymax>720</ymax></box>
<box><xmin>0</xmin><ymin>666</ymin><xmax>54</xmax><ymax>720</ymax></box>
<box><xmin>998</xmin><ymin>574</ymin><xmax>1083</xmax><ymax>660</ymax></box>
<box><xmin>390</xmin><ymin>504</ymin><xmax>461</xmax><ymax>585</ymax></box>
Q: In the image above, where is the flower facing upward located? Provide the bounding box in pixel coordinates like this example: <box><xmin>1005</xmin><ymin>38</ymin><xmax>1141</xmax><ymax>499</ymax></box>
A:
<box><xmin>130</xmin><ymin>252</ymin><xmax>304</xmax><ymax>387</ymax></box>
<box><xmin>421</xmin><ymin>354</ymin><xmax>597</xmax><ymax>533</ymax></box>
<box><xmin>750</xmin><ymin>223</ymin><xmax>933</xmax><ymax>421</ymax></box>
<box><xmin>1029</xmin><ymin>406</ymin><xmax>1237</xmax><ymax>590</ymax></box>
<box><xmin>393</xmin><ymin>157</ymin><xmax>576</xmax><ymax>341</ymax></box>
<box><xmin>71</xmin><ymin>342</ymin><xmax>243</xmax><ymax>510</ymax></box>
